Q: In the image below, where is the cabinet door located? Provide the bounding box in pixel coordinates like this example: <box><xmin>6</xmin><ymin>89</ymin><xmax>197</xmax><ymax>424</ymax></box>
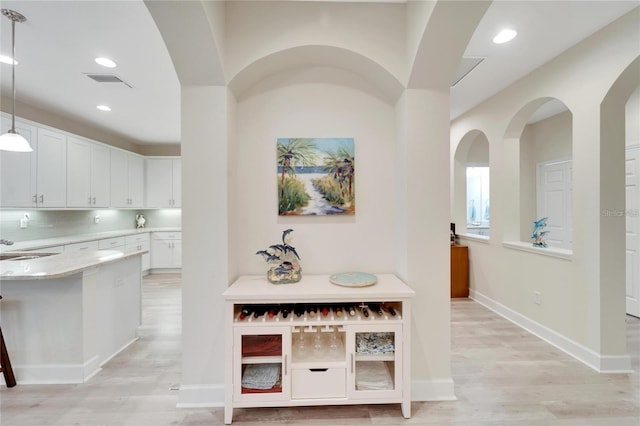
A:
<box><xmin>171</xmin><ymin>239</ymin><xmax>182</xmax><ymax>268</ymax></box>
<box><xmin>128</xmin><ymin>155</ymin><xmax>144</xmax><ymax>208</ymax></box>
<box><xmin>345</xmin><ymin>324</ymin><xmax>402</xmax><ymax>400</ymax></box>
<box><xmin>36</xmin><ymin>128</ymin><xmax>67</xmax><ymax>207</ymax></box>
<box><xmin>109</xmin><ymin>149</ymin><xmax>129</xmax><ymax>207</ymax></box>
<box><xmin>150</xmin><ymin>239</ymin><xmax>173</xmax><ymax>268</ymax></box>
<box><xmin>90</xmin><ymin>143</ymin><xmax>110</xmax><ymax>207</ymax></box>
<box><xmin>66</xmin><ymin>136</ymin><xmax>92</xmax><ymax>207</ymax></box>
<box><xmin>145</xmin><ymin>158</ymin><xmax>173</xmax><ymax>208</ymax></box>
<box><xmin>171</xmin><ymin>159</ymin><xmax>181</xmax><ymax>207</ymax></box>
<box><xmin>233</xmin><ymin>326</ymin><xmax>291</xmax><ymax>403</ymax></box>
<box><xmin>0</xmin><ymin>117</ymin><xmax>37</xmax><ymax>207</ymax></box>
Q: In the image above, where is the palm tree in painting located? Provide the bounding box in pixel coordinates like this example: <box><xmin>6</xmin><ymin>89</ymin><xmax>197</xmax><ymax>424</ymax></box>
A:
<box><xmin>277</xmin><ymin>138</ymin><xmax>317</xmax><ymax>184</ymax></box>
<box><xmin>277</xmin><ymin>138</ymin><xmax>317</xmax><ymax>214</ymax></box>
<box><xmin>322</xmin><ymin>146</ymin><xmax>355</xmax><ymax>202</ymax></box>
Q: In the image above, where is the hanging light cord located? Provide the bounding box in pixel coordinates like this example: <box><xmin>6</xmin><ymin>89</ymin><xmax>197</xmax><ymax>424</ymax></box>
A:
<box><xmin>3</xmin><ymin>10</ymin><xmax>26</xmax><ymax>134</ymax></box>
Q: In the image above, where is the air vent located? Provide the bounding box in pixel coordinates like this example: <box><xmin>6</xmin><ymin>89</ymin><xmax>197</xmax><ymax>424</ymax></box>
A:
<box><xmin>451</xmin><ymin>57</ymin><xmax>484</xmax><ymax>87</ymax></box>
<box><xmin>84</xmin><ymin>73</ymin><xmax>132</xmax><ymax>88</ymax></box>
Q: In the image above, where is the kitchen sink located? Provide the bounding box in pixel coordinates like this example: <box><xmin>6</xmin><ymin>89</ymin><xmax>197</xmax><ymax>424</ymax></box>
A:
<box><xmin>0</xmin><ymin>253</ymin><xmax>58</xmax><ymax>261</ymax></box>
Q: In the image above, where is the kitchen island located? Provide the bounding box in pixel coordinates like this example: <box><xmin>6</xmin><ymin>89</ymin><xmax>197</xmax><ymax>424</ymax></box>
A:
<box><xmin>0</xmin><ymin>249</ymin><xmax>145</xmax><ymax>384</ymax></box>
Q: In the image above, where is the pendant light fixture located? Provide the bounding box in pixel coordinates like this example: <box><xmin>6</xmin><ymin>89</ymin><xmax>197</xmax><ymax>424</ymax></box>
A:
<box><xmin>0</xmin><ymin>9</ymin><xmax>31</xmax><ymax>152</ymax></box>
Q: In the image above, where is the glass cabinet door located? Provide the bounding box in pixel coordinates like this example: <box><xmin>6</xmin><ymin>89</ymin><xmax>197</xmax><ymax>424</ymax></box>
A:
<box><xmin>345</xmin><ymin>324</ymin><xmax>402</xmax><ymax>400</ymax></box>
<box><xmin>233</xmin><ymin>326</ymin><xmax>291</xmax><ymax>402</ymax></box>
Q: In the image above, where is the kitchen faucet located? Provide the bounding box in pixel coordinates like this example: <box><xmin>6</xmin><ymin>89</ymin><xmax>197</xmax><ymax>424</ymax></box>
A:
<box><xmin>0</xmin><ymin>239</ymin><xmax>14</xmax><ymax>245</ymax></box>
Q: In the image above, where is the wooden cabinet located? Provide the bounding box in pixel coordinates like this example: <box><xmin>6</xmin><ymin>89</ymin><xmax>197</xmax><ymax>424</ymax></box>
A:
<box><xmin>145</xmin><ymin>157</ymin><xmax>181</xmax><ymax>208</ymax></box>
<box><xmin>66</xmin><ymin>136</ymin><xmax>110</xmax><ymax>207</ymax></box>
<box><xmin>451</xmin><ymin>245</ymin><xmax>469</xmax><ymax>298</ymax></box>
<box><xmin>150</xmin><ymin>231</ymin><xmax>181</xmax><ymax>269</ymax></box>
<box><xmin>110</xmin><ymin>149</ymin><xmax>144</xmax><ymax>208</ymax></box>
<box><xmin>223</xmin><ymin>274</ymin><xmax>414</xmax><ymax>424</ymax></box>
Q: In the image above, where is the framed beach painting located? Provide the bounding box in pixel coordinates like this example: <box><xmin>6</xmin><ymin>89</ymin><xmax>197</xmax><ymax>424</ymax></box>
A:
<box><xmin>277</xmin><ymin>137</ymin><xmax>355</xmax><ymax>216</ymax></box>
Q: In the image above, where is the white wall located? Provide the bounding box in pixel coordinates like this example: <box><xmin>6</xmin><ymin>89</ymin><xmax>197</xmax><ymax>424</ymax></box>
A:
<box><xmin>225</xmin><ymin>1</ymin><xmax>406</xmax><ymax>83</ymax></box>
<box><xmin>234</xmin><ymin>67</ymin><xmax>396</xmax><ymax>275</ymax></box>
<box><xmin>627</xmin><ymin>86</ymin><xmax>640</xmax><ymax>146</ymax></box>
<box><xmin>451</xmin><ymin>8</ymin><xmax>639</xmax><ymax>370</ymax></box>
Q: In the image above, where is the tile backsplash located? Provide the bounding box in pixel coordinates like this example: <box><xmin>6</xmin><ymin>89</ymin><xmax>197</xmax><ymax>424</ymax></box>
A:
<box><xmin>0</xmin><ymin>209</ymin><xmax>181</xmax><ymax>243</ymax></box>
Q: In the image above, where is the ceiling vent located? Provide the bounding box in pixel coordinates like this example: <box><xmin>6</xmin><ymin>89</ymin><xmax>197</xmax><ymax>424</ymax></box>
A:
<box><xmin>451</xmin><ymin>57</ymin><xmax>484</xmax><ymax>87</ymax></box>
<box><xmin>84</xmin><ymin>73</ymin><xmax>132</xmax><ymax>88</ymax></box>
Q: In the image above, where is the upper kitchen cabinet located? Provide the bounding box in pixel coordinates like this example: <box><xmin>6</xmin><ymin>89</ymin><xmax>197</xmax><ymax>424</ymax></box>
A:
<box><xmin>0</xmin><ymin>117</ymin><xmax>37</xmax><ymax>207</ymax></box>
<box><xmin>0</xmin><ymin>118</ymin><xmax>67</xmax><ymax>208</ymax></box>
<box><xmin>35</xmin><ymin>128</ymin><xmax>68</xmax><ymax>207</ymax></box>
<box><xmin>66</xmin><ymin>136</ymin><xmax>110</xmax><ymax>208</ymax></box>
<box><xmin>110</xmin><ymin>149</ymin><xmax>144</xmax><ymax>208</ymax></box>
<box><xmin>145</xmin><ymin>157</ymin><xmax>181</xmax><ymax>208</ymax></box>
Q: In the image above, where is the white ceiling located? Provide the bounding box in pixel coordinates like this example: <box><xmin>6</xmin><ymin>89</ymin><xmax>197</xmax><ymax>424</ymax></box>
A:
<box><xmin>0</xmin><ymin>1</ymin><xmax>637</xmax><ymax>145</ymax></box>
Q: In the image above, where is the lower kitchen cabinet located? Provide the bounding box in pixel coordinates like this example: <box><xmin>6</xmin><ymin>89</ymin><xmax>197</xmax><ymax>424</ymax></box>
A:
<box><xmin>125</xmin><ymin>234</ymin><xmax>150</xmax><ymax>273</ymax></box>
<box><xmin>223</xmin><ymin>274</ymin><xmax>414</xmax><ymax>424</ymax></box>
<box><xmin>150</xmin><ymin>231</ymin><xmax>181</xmax><ymax>270</ymax></box>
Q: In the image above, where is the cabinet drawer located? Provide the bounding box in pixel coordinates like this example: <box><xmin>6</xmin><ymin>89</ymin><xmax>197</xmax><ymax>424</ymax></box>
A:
<box><xmin>65</xmin><ymin>240</ymin><xmax>99</xmax><ymax>252</ymax></box>
<box><xmin>151</xmin><ymin>232</ymin><xmax>181</xmax><ymax>241</ymax></box>
<box><xmin>98</xmin><ymin>237</ymin><xmax>125</xmax><ymax>250</ymax></box>
<box><xmin>125</xmin><ymin>233</ymin><xmax>150</xmax><ymax>245</ymax></box>
<box><xmin>291</xmin><ymin>368</ymin><xmax>346</xmax><ymax>399</ymax></box>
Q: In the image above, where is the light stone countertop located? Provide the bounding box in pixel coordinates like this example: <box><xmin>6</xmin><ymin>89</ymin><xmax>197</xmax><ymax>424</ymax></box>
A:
<box><xmin>0</xmin><ymin>249</ymin><xmax>148</xmax><ymax>280</ymax></box>
<box><xmin>0</xmin><ymin>227</ymin><xmax>181</xmax><ymax>253</ymax></box>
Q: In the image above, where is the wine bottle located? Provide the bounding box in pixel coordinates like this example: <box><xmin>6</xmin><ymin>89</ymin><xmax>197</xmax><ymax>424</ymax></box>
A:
<box><xmin>294</xmin><ymin>304</ymin><xmax>305</xmax><ymax>317</ymax></box>
<box><xmin>239</xmin><ymin>305</ymin><xmax>252</xmax><ymax>320</ymax></box>
<box><xmin>369</xmin><ymin>303</ymin><xmax>383</xmax><ymax>316</ymax></box>
<box><xmin>281</xmin><ymin>305</ymin><xmax>291</xmax><ymax>318</ymax></box>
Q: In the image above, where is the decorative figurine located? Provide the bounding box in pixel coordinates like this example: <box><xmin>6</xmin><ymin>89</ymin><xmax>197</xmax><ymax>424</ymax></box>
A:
<box><xmin>256</xmin><ymin>229</ymin><xmax>302</xmax><ymax>284</ymax></box>
<box><xmin>135</xmin><ymin>214</ymin><xmax>146</xmax><ymax>229</ymax></box>
<box><xmin>531</xmin><ymin>217</ymin><xmax>549</xmax><ymax>248</ymax></box>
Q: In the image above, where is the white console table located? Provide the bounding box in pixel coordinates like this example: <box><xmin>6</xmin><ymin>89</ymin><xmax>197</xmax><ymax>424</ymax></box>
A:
<box><xmin>223</xmin><ymin>274</ymin><xmax>415</xmax><ymax>424</ymax></box>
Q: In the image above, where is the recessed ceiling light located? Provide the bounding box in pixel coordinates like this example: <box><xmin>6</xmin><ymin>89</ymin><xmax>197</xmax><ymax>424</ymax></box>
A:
<box><xmin>95</xmin><ymin>57</ymin><xmax>117</xmax><ymax>68</ymax></box>
<box><xmin>0</xmin><ymin>55</ymin><xmax>17</xmax><ymax>65</ymax></box>
<box><xmin>96</xmin><ymin>105</ymin><xmax>111</xmax><ymax>112</ymax></box>
<box><xmin>493</xmin><ymin>29</ymin><xmax>517</xmax><ymax>44</ymax></box>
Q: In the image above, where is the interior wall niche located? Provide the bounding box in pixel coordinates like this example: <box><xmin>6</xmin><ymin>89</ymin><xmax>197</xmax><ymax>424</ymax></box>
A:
<box><xmin>453</xmin><ymin>130</ymin><xmax>490</xmax><ymax>237</ymax></box>
<box><xmin>518</xmin><ymin>99</ymin><xmax>573</xmax><ymax>249</ymax></box>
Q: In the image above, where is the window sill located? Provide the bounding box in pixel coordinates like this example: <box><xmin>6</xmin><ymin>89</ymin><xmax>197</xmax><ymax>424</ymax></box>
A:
<box><xmin>458</xmin><ymin>234</ymin><xmax>490</xmax><ymax>244</ymax></box>
<box><xmin>502</xmin><ymin>241</ymin><xmax>572</xmax><ymax>260</ymax></box>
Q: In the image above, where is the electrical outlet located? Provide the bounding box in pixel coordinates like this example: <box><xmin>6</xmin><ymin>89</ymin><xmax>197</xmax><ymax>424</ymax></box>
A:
<box><xmin>19</xmin><ymin>218</ymin><xmax>28</xmax><ymax>228</ymax></box>
<box><xmin>94</xmin><ymin>215</ymin><xmax>100</xmax><ymax>224</ymax></box>
<box><xmin>115</xmin><ymin>278</ymin><xmax>124</xmax><ymax>287</ymax></box>
<box><xmin>534</xmin><ymin>291</ymin><xmax>542</xmax><ymax>305</ymax></box>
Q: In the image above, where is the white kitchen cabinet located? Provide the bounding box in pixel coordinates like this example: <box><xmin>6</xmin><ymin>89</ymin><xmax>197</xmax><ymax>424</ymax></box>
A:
<box><xmin>223</xmin><ymin>274</ymin><xmax>414</xmax><ymax>424</ymax></box>
<box><xmin>125</xmin><ymin>233</ymin><xmax>150</xmax><ymax>272</ymax></box>
<box><xmin>150</xmin><ymin>231</ymin><xmax>181</xmax><ymax>269</ymax></box>
<box><xmin>66</xmin><ymin>136</ymin><xmax>110</xmax><ymax>207</ymax></box>
<box><xmin>145</xmin><ymin>157</ymin><xmax>181</xmax><ymax>208</ymax></box>
<box><xmin>0</xmin><ymin>119</ymin><xmax>66</xmax><ymax>208</ymax></box>
<box><xmin>35</xmin><ymin>128</ymin><xmax>67</xmax><ymax>207</ymax></box>
<box><xmin>110</xmin><ymin>149</ymin><xmax>144</xmax><ymax>208</ymax></box>
<box><xmin>0</xmin><ymin>117</ymin><xmax>37</xmax><ymax>207</ymax></box>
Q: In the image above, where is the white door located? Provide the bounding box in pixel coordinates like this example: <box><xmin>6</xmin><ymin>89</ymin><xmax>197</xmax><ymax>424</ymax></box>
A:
<box><xmin>626</xmin><ymin>147</ymin><xmax>640</xmax><ymax>317</ymax></box>
<box><xmin>537</xmin><ymin>160</ymin><xmax>573</xmax><ymax>249</ymax></box>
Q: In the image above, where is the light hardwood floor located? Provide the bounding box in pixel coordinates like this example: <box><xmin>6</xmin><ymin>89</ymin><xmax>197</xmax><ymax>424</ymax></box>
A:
<box><xmin>1</xmin><ymin>274</ymin><xmax>638</xmax><ymax>425</ymax></box>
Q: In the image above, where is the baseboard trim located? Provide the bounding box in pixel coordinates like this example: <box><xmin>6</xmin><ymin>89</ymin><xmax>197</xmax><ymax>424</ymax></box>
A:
<box><xmin>10</xmin><ymin>363</ymin><xmax>86</xmax><ymax>384</ymax></box>
<box><xmin>411</xmin><ymin>378</ymin><xmax>457</xmax><ymax>401</ymax></box>
<box><xmin>470</xmin><ymin>289</ymin><xmax>632</xmax><ymax>373</ymax></box>
<box><xmin>177</xmin><ymin>384</ymin><xmax>225</xmax><ymax>408</ymax></box>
